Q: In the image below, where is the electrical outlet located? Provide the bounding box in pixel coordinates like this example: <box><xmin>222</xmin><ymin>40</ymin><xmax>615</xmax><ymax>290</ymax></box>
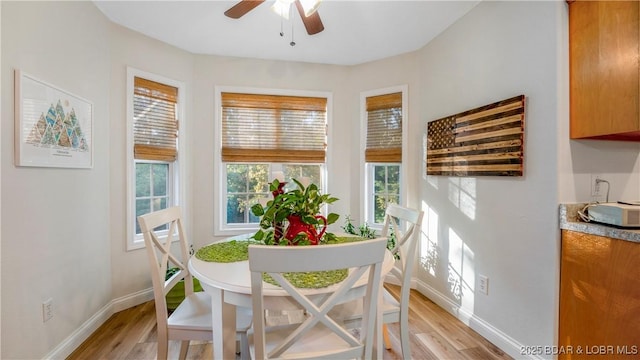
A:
<box><xmin>478</xmin><ymin>275</ymin><xmax>489</xmax><ymax>295</ymax></box>
<box><xmin>591</xmin><ymin>174</ymin><xmax>603</xmax><ymax>197</ymax></box>
<box><xmin>42</xmin><ymin>298</ymin><xmax>53</xmax><ymax>322</ymax></box>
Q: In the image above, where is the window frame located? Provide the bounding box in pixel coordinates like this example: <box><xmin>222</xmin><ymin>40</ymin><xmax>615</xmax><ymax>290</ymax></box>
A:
<box><xmin>214</xmin><ymin>86</ymin><xmax>332</xmax><ymax>236</ymax></box>
<box><xmin>360</xmin><ymin>85</ymin><xmax>408</xmax><ymax>228</ymax></box>
<box><xmin>126</xmin><ymin>68</ymin><xmax>186</xmax><ymax>251</ymax></box>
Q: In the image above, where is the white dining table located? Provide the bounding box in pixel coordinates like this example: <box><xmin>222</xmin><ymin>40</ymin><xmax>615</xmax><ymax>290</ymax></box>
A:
<box><xmin>188</xmin><ymin>233</ymin><xmax>395</xmax><ymax>360</ymax></box>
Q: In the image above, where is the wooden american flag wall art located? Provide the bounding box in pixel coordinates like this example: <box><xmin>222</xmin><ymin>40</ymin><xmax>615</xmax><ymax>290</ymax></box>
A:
<box><xmin>426</xmin><ymin>95</ymin><xmax>525</xmax><ymax>176</ymax></box>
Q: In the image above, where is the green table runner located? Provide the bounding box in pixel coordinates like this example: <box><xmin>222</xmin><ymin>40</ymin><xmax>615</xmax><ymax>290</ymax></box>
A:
<box><xmin>195</xmin><ymin>239</ymin><xmax>260</xmax><ymax>263</ymax></box>
<box><xmin>195</xmin><ymin>236</ymin><xmax>368</xmax><ymax>288</ymax></box>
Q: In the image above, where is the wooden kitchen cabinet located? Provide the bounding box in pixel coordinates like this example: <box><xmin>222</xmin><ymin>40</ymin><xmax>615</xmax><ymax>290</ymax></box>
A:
<box><xmin>569</xmin><ymin>0</ymin><xmax>640</xmax><ymax>140</ymax></box>
<box><xmin>559</xmin><ymin>230</ymin><xmax>640</xmax><ymax>359</ymax></box>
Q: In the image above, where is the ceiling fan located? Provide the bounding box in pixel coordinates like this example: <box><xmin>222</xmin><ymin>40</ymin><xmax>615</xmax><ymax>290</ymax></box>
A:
<box><xmin>224</xmin><ymin>0</ymin><xmax>325</xmax><ymax>35</ymax></box>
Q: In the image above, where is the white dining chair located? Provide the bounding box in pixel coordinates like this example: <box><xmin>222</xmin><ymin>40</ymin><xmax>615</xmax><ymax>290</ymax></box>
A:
<box><xmin>247</xmin><ymin>237</ymin><xmax>388</xmax><ymax>359</ymax></box>
<box><xmin>331</xmin><ymin>203</ymin><xmax>424</xmax><ymax>359</ymax></box>
<box><xmin>138</xmin><ymin>206</ymin><xmax>252</xmax><ymax>360</ymax></box>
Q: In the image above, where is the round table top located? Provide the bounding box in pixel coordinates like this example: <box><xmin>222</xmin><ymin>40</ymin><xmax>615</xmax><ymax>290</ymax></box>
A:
<box><xmin>188</xmin><ymin>235</ymin><xmax>395</xmax><ymax>298</ymax></box>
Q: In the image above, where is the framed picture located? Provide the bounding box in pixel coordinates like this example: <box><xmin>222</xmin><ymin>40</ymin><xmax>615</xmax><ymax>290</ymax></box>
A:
<box><xmin>426</xmin><ymin>94</ymin><xmax>525</xmax><ymax>177</ymax></box>
<box><xmin>14</xmin><ymin>70</ymin><xmax>93</xmax><ymax>168</ymax></box>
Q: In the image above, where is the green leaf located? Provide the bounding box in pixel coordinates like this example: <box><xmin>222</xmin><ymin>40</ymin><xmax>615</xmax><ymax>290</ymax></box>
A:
<box><xmin>250</xmin><ymin>203</ymin><xmax>264</xmax><ymax>216</ymax></box>
<box><xmin>325</xmin><ymin>197</ymin><xmax>339</xmax><ymax>204</ymax></box>
<box><xmin>252</xmin><ymin>230</ymin><xmax>265</xmax><ymax>240</ymax></box>
<box><xmin>275</xmin><ymin>212</ymin><xmax>288</xmax><ymax>223</ymax></box>
<box><xmin>269</xmin><ymin>179</ymin><xmax>281</xmax><ymax>192</ymax></box>
<box><xmin>302</xmin><ymin>214</ymin><xmax>316</xmax><ymax>224</ymax></box>
<box><xmin>326</xmin><ymin>212</ymin><xmax>340</xmax><ymax>225</ymax></box>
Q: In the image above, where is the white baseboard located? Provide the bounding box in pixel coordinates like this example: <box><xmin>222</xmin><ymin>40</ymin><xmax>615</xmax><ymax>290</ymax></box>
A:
<box><xmin>414</xmin><ymin>280</ymin><xmax>543</xmax><ymax>360</ymax></box>
<box><xmin>44</xmin><ymin>288</ymin><xmax>153</xmax><ymax>360</ymax></box>
<box><xmin>112</xmin><ymin>287</ymin><xmax>154</xmax><ymax>313</ymax></box>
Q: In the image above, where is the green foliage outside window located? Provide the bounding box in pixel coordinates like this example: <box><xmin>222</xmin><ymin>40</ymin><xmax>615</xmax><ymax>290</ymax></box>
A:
<box><xmin>373</xmin><ymin>164</ymin><xmax>400</xmax><ymax>223</ymax></box>
<box><xmin>226</xmin><ymin>164</ymin><xmax>269</xmax><ymax>224</ymax></box>
<box><xmin>225</xmin><ymin>164</ymin><xmax>322</xmax><ymax>225</ymax></box>
<box><xmin>135</xmin><ymin>162</ymin><xmax>170</xmax><ymax>233</ymax></box>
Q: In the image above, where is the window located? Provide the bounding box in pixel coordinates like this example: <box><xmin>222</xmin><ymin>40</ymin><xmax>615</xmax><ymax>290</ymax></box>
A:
<box><xmin>127</xmin><ymin>69</ymin><xmax>185</xmax><ymax>250</ymax></box>
<box><xmin>362</xmin><ymin>88</ymin><xmax>406</xmax><ymax>226</ymax></box>
<box><xmin>135</xmin><ymin>162</ymin><xmax>172</xmax><ymax>233</ymax></box>
<box><xmin>216</xmin><ymin>89</ymin><xmax>330</xmax><ymax>234</ymax></box>
<box><xmin>370</xmin><ymin>164</ymin><xmax>401</xmax><ymax>223</ymax></box>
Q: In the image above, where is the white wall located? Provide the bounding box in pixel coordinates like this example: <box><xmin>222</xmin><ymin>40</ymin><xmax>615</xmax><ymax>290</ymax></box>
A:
<box><xmin>413</xmin><ymin>1</ymin><xmax>565</xmax><ymax>358</ymax></box>
<box><xmin>108</xmin><ymin>22</ymin><xmax>195</xmax><ymax>300</ymax></box>
<box><xmin>2</xmin><ymin>1</ymin><xmax>639</xmax><ymax>359</ymax></box>
<box><xmin>558</xmin><ymin>140</ymin><xmax>640</xmax><ymax>203</ymax></box>
<box><xmin>0</xmin><ymin>3</ymin><xmax>3</xmax><ymax>357</ymax></box>
<box><xmin>1</xmin><ymin>2</ymin><xmax>111</xmax><ymax>359</ymax></box>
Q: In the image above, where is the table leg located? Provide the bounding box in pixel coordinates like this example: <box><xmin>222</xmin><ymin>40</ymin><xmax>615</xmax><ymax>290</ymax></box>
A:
<box><xmin>210</xmin><ymin>287</ymin><xmax>237</xmax><ymax>360</ymax></box>
<box><xmin>375</xmin><ymin>286</ymin><xmax>383</xmax><ymax>360</ymax></box>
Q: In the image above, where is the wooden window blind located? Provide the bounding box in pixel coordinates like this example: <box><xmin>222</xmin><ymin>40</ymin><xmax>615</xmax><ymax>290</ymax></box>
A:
<box><xmin>133</xmin><ymin>77</ymin><xmax>178</xmax><ymax>162</ymax></box>
<box><xmin>221</xmin><ymin>92</ymin><xmax>327</xmax><ymax>163</ymax></box>
<box><xmin>366</xmin><ymin>92</ymin><xmax>402</xmax><ymax>162</ymax></box>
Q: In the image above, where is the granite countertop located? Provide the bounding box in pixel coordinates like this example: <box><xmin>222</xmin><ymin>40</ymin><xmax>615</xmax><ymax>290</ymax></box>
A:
<box><xmin>560</xmin><ymin>203</ymin><xmax>640</xmax><ymax>243</ymax></box>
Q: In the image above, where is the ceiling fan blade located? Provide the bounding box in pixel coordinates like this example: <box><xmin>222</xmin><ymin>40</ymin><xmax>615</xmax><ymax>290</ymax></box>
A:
<box><xmin>295</xmin><ymin>0</ymin><xmax>324</xmax><ymax>35</ymax></box>
<box><xmin>224</xmin><ymin>0</ymin><xmax>265</xmax><ymax>19</ymax></box>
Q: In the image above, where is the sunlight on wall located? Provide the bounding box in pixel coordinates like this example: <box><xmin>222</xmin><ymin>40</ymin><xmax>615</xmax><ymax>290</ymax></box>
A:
<box><xmin>448</xmin><ymin>227</ymin><xmax>476</xmax><ymax>309</ymax></box>
<box><xmin>447</xmin><ymin>177</ymin><xmax>477</xmax><ymax>220</ymax></box>
<box><xmin>420</xmin><ymin>203</ymin><xmax>440</xmax><ymax>277</ymax></box>
<box><xmin>426</xmin><ymin>175</ymin><xmax>438</xmax><ymax>190</ymax></box>
<box><xmin>420</xmin><ymin>176</ymin><xmax>477</xmax><ymax>308</ymax></box>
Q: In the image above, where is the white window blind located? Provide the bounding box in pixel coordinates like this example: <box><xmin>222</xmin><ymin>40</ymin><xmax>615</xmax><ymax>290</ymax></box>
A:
<box><xmin>134</xmin><ymin>77</ymin><xmax>178</xmax><ymax>161</ymax></box>
<box><xmin>221</xmin><ymin>92</ymin><xmax>327</xmax><ymax>163</ymax></box>
<box><xmin>365</xmin><ymin>92</ymin><xmax>402</xmax><ymax>163</ymax></box>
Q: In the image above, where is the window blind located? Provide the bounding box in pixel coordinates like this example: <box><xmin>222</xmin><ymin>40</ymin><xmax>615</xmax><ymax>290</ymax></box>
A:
<box><xmin>221</xmin><ymin>92</ymin><xmax>327</xmax><ymax>163</ymax></box>
<box><xmin>366</xmin><ymin>92</ymin><xmax>402</xmax><ymax>163</ymax></box>
<box><xmin>134</xmin><ymin>77</ymin><xmax>178</xmax><ymax>162</ymax></box>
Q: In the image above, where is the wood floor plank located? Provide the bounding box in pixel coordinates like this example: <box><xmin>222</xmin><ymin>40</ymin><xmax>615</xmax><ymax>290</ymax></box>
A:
<box><xmin>68</xmin><ymin>301</ymin><xmax>156</xmax><ymax>359</ymax></box>
<box><xmin>66</xmin><ymin>284</ymin><xmax>512</xmax><ymax>360</ymax></box>
<box><xmin>124</xmin><ymin>342</ymin><xmax>156</xmax><ymax>360</ymax></box>
<box><xmin>401</xmin><ymin>290</ymin><xmax>480</xmax><ymax>351</ymax></box>
<box><xmin>460</xmin><ymin>345</ymin><xmax>503</xmax><ymax>360</ymax></box>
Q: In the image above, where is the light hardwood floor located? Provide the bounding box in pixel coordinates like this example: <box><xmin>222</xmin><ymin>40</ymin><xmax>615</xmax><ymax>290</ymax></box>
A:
<box><xmin>67</xmin><ymin>284</ymin><xmax>512</xmax><ymax>359</ymax></box>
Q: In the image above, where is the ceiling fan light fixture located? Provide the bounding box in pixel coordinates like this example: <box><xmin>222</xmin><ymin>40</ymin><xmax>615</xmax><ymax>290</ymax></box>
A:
<box><xmin>299</xmin><ymin>0</ymin><xmax>321</xmax><ymax>16</ymax></box>
<box><xmin>272</xmin><ymin>0</ymin><xmax>294</xmax><ymax>19</ymax></box>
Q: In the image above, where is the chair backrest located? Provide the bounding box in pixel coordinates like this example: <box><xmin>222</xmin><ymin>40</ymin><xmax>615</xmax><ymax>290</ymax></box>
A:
<box><xmin>381</xmin><ymin>204</ymin><xmax>424</xmax><ymax>287</ymax></box>
<box><xmin>137</xmin><ymin>206</ymin><xmax>195</xmax><ymax>330</ymax></box>
<box><xmin>248</xmin><ymin>238</ymin><xmax>388</xmax><ymax>360</ymax></box>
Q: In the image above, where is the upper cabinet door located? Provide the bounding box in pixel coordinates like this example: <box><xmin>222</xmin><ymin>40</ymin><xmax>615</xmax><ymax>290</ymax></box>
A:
<box><xmin>569</xmin><ymin>0</ymin><xmax>640</xmax><ymax>140</ymax></box>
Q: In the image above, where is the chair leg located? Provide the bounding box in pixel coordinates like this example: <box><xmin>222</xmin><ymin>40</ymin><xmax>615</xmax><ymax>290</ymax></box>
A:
<box><xmin>157</xmin><ymin>333</ymin><xmax>168</xmax><ymax>360</ymax></box>
<box><xmin>178</xmin><ymin>340</ymin><xmax>190</xmax><ymax>360</ymax></box>
<box><xmin>239</xmin><ymin>333</ymin><xmax>250</xmax><ymax>360</ymax></box>
<box><xmin>399</xmin><ymin>317</ymin><xmax>411</xmax><ymax>360</ymax></box>
<box><xmin>382</xmin><ymin>324</ymin><xmax>392</xmax><ymax>350</ymax></box>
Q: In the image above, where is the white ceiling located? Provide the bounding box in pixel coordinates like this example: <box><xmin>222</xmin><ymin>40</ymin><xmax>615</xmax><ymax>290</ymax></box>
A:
<box><xmin>94</xmin><ymin>0</ymin><xmax>480</xmax><ymax>66</ymax></box>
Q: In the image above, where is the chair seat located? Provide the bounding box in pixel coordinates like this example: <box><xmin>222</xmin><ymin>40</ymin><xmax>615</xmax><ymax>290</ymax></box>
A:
<box><xmin>168</xmin><ymin>292</ymin><xmax>212</xmax><ymax>331</ymax></box>
<box><xmin>330</xmin><ymin>288</ymin><xmax>400</xmax><ymax>326</ymax></box>
<box><xmin>169</xmin><ymin>291</ymin><xmax>253</xmax><ymax>333</ymax></box>
<box><xmin>248</xmin><ymin>323</ymin><xmax>364</xmax><ymax>359</ymax></box>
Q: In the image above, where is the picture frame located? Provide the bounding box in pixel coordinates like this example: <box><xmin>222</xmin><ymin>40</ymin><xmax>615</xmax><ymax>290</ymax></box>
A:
<box><xmin>14</xmin><ymin>70</ymin><xmax>93</xmax><ymax>168</ymax></box>
<box><xmin>426</xmin><ymin>94</ymin><xmax>525</xmax><ymax>177</ymax></box>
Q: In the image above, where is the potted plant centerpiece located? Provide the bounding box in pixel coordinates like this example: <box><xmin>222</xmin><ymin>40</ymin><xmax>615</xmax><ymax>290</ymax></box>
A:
<box><xmin>251</xmin><ymin>179</ymin><xmax>340</xmax><ymax>245</ymax></box>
